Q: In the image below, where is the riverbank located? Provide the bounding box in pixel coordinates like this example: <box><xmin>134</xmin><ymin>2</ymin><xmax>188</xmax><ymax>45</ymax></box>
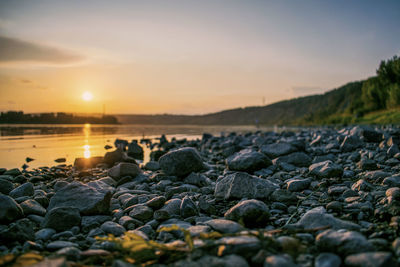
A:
<box><xmin>0</xmin><ymin>126</ymin><xmax>399</xmax><ymax>266</ymax></box>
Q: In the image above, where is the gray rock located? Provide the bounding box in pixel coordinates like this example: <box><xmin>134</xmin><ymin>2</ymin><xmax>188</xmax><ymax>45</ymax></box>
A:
<box><xmin>184</xmin><ymin>173</ymin><xmax>211</xmax><ymax>187</ymax></box>
<box><xmin>274</xmin><ymin>152</ymin><xmax>312</xmax><ymax>167</ymax></box>
<box><xmin>260</xmin><ymin>142</ymin><xmax>296</xmax><ymax>158</ymax></box>
<box><xmin>100</xmin><ymin>221</ymin><xmax>126</xmax><ymax>236</ymax></box>
<box><xmin>287</xmin><ymin>178</ymin><xmax>311</xmax><ymax>192</ymax></box>
<box><xmin>227</xmin><ymin>149</ymin><xmax>271</xmax><ymax>173</ymax></box>
<box><xmin>144</xmin><ymin>161</ymin><xmax>160</xmax><ymax>171</ymax></box>
<box><xmin>157</xmin><ymin>198</ymin><xmax>182</xmax><ymax>217</ymax></box>
<box><xmin>9</xmin><ymin>182</ymin><xmax>34</xmax><ymax>198</ymax></box>
<box><xmin>108</xmin><ymin>162</ymin><xmax>141</xmax><ymax>181</ymax></box>
<box><xmin>214</xmin><ymin>172</ymin><xmax>278</xmax><ymax>200</ymax></box>
<box><xmin>35</xmin><ymin>228</ymin><xmax>56</xmax><ymax>241</ymax></box>
<box><xmin>47</xmin><ymin>181</ymin><xmax>112</xmax><ymax>215</ymax></box>
<box><xmin>271</xmin><ymin>189</ymin><xmax>298</xmax><ymax>205</ymax></box>
<box><xmin>42</xmin><ymin>207</ymin><xmax>81</xmax><ymax>232</ymax></box>
<box><xmin>118</xmin><ymin>216</ymin><xmax>137</xmax><ymax>230</ymax></box>
<box><xmin>216</xmin><ymin>236</ymin><xmax>261</xmax><ymax>257</ymax></box>
<box><xmin>309</xmin><ymin>160</ymin><xmax>343</xmax><ymax>178</ymax></box>
<box><xmin>0</xmin><ymin>178</ymin><xmax>13</xmax><ymax>194</ymax></box>
<box><xmin>224</xmin><ymin>199</ymin><xmax>269</xmax><ymax>228</ymax></box>
<box><xmin>195</xmin><ymin>255</ymin><xmax>250</xmax><ymax>267</ymax></box>
<box><xmin>128</xmin><ymin>204</ymin><xmax>153</xmax><ymax>221</ymax></box>
<box><xmin>104</xmin><ymin>148</ymin><xmax>125</xmax><ymax>167</ymax></box>
<box><xmin>344</xmin><ymin>252</ymin><xmax>396</xmax><ymax>267</ymax></box>
<box><xmin>383</xmin><ymin>175</ymin><xmax>400</xmax><ymax>187</ymax></box>
<box><xmin>81</xmin><ymin>215</ymin><xmax>112</xmax><ymax>232</ymax></box>
<box><xmin>180</xmin><ymin>196</ymin><xmax>198</xmax><ymax>218</ymax></box>
<box><xmin>316</xmin><ymin>229</ymin><xmax>374</xmax><ymax>256</ymax></box>
<box><xmin>340</xmin><ymin>135</ymin><xmax>363</xmax><ymax>152</ymax></box>
<box><xmin>159</xmin><ymin>147</ymin><xmax>204</xmax><ymax>177</ymax></box>
<box><xmin>145</xmin><ymin>196</ymin><xmax>166</xmax><ymax>210</ymax></box>
<box><xmin>315</xmin><ymin>253</ymin><xmax>341</xmax><ymax>267</ymax></box>
<box><xmin>292</xmin><ymin>207</ymin><xmax>360</xmax><ymax>230</ymax></box>
<box><xmin>127</xmin><ymin>141</ymin><xmax>144</xmax><ymax>159</ymax></box>
<box><xmin>351</xmin><ymin>179</ymin><xmax>373</xmax><ymax>191</ymax></box>
<box><xmin>46</xmin><ymin>240</ymin><xmax>78</xmax><ymax>251</ymax></box>
<box><xmin>3</xmin><ymin>168</ymin><xmax>21</xmax><ymax>176</ymax></box>
<box><xmin>0</xmin><ymin>194</ymin><xmax>23</xmax><ymax>223</ymax></box>
<box><xmin>205</xmin><ymin>219</ymin><xmax>244</xmax><ymax>234</ymax></box>
<box><xmin>264</xmin><ymin>255</ymin><xmax>298</xmax><ymax>267</ymax></box>
<box><xmin>0</xmin><ymin>218</ymin><xmax>35</xmax><ymax>242</ymax></box>
<box><xmin>20</xmin><ymin>199</ymin><xmax>46</xmax><ymax>216</ymax></box>
<box><xmin>55</xmin><ymin>246</ymin><xmax>81</xmax><ymax>261</ymax></box>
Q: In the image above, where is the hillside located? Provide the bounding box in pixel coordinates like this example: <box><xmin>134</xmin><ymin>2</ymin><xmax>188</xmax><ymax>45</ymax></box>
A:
<box><xmin>116</xmin><ymin>55</ymin><xmax>399</xmax><ymax>126</ymax></box>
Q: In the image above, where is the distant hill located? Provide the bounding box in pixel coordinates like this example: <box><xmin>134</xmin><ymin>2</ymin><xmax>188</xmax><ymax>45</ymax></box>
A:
<box><xmin>0</xmin><ymin>112</ymin><xmax>119</xmax><ymax>124</ymax></box>
<box><xmin>116</xmin><ymin>55</ymin><xmax>400</xmax><ymax>126</ymax></box>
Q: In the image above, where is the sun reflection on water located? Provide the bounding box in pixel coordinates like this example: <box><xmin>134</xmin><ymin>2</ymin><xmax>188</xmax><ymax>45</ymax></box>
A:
<box><xmin>83</xmin><ymin>123</ymin><xmax>91</xmax><ymax>158</ymax></box>
<box><xmin>83</xmin><ymin>144</ymin><xmax>91</xmax><ymax>158</ymax></box>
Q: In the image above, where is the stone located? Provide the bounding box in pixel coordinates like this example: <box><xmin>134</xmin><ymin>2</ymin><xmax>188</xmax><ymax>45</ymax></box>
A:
<box><xmin>264</xmin><ymin>255</ymin><xmax>298</xmax><ymax>267</ymax></box>
<box><xmin>104</xmin><ymin>148</ymin><xmax>125</xmax><ymax>167</ymax></box>
<box><xmin>4</xmin><ymin>168</ymin><xmax>21</xmax><ymax>176</ymax></box>
<box><xmin>180</xmin><ymin>196</ymin><xmax>198</xmax><ymax>218</ymax></box>
<box><xmin>344</xmin><ymin>252</ymin><xmax>396</xmax><ymax>267</ymax></box>
<box><xmin>340</xmin><ymin>135</ymin><xmax>363</xmax><ymax>152</ymax></box>
<box><xmin>118</xmin><ymin>216</ymin><xmax>137</xmax><ymax>230</ymax></box>
<box><xmin>292</xmin><ymin>207</ymin><xmax>360</xmax><ymax>230</ymax></box>
<box><xmin>74</xmin><ymin>156</ymin><xmax>103</xmax><ymax>170</ymax></box>
<box><xmin>351</xmin><ymin>179</ymin><xmax>373</xmax><ymax>191</ymax></box>
<box><xmin>214</xmin><ymin>172</ymin><xmax>278</xmax><ymax>200</ymax></box>
<box><xmin>287</xmin><ymin>178</ymin><xmax>311</xmax><ymax>192</ymax></box>
<box><xmin>158</xmin><ymin>198</ymin><xmax>182</xmax><ymax>216</ymax></box>
<box><xmin>315</xmin><ymin>252</ymin><xmax>341</xmax><ymax>267</ymax></box>
<box><xmin>383</xmin><ymin>175</ymin><xmax>400</xmax><ymax>187</ymax></box>
<box><xmin>47</xmin><ymin>181</ymin><xmax>112</xmax><ymax>215</ymax></box>
<box><xmin>127</xmin><ymin>141</ymin><xmax>144</xmax><ymax>159</ymax></box>
<box><xmin>274</xmin><ymin>152</ymin><xmax>312</xmax><ymax>167</ymax></box>
<box><xmin>35</xmin><ymin>228</ymin><xmax>56</xmax><ymax>241</ymax></box>
<box><xmin>144</xmin><ymin>161</ymin><xmax>160</xmax><ymax>171</ymax></box>
<box><xmin>260</xmin><ymin>142</ymin><xmax>296</xmax><ymax>158</ymax></box>
<box><xmin>159</xmin><ymin>147</ymin><xmax>204</xmax><ymax>177</ymax></box>
<box><xmin>0</xmin><ymin>194</ymin><xmax>23</xmax><ymax>223</ymax></box>
<box><xmin>316</xmin><ymin>229</ymin><xmax>374</xmax><ymax>256</ymax></box>
<box><xmin>196</xmin><ymin>255</ymin><xmax>250</xmax><ymax>267</ymax></box>
<box><xmin>9</xmin><ymin>182</ymin><xmax>34</xmax><ymax>198</ymax></box>
<box><xmin>42</xmin><ymin>207</ymin><xmax>81</xmax><ymax>232</ymax></box>
<box><xmin>224</xmin><ymin>199</ymin><xmax>269</xmax><ymax>228</ymax></box>
<box><xmin>46</xmin><ymin>241</ymin><xmax>78</xmax><ymax>251</ymax></box>
<box><xmin>309</xmin><ymin>161</ymin><xmax>343</xmax><ymax>178</ymax></box>
<box><xmin>0</xmin><ymin>178</ymin><xmax>13</xmax><ymax>194</ymax></box>
<box><xmin>227</xmin><ymin>150</ymin><xmax>271</xmax><ymax>173</ymax></box>
<box><xmin>128</xmin><ymin>205</ymin><xmax>153</xmax><ymax>221</ymax></box>
<box><xmin>205</xmin><ymin>219</ymin><xmax>244</xmax><ymax>234</ymax></box>
<box><xmin>145</xmin><ymin>196</ymin><xmax>166</xmax><ymax>210</ymax></box>
<box><xmin>216</xmin><ymin>236</ymin><xmax>261</xmax><ymax>257</ymax></box>
<box><xmin>81</xmin><ymin>215</ymin><xmax>111</xmax><ymax>232</ymax></box>
<box><xmin>100</xmin><ymin>221</ymin><xmax>126</xmax><ymax>236</ymax></box>
<box><xmin>271</xmin><ymin>189</ymin><xmax>298</xmax><ymax>205</ymax></box>
<box><xmin>184</xmin><ymin>173</ymin><xmax>211</xmax><ymax>187</ymax></box>
<box><xmin>20</xmin><ymin>199</ymin><xmax>46</xmax><ymax>216</ymax></box>
<box><xmin>108</xmin><ymin>162</ymin><xmax>141</xmax><ymax>181</ymax></box>
<box><xmin>0</xmin><ymin>218</ymin><xmax>35</xmax><ymax>242</ymax></box>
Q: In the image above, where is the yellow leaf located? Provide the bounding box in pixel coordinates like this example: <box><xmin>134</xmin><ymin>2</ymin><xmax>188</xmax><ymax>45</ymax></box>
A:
<box><xmin>217</xmin><ymin>245</ymin><xmax>226</xmax><ymax>257</ymax></box>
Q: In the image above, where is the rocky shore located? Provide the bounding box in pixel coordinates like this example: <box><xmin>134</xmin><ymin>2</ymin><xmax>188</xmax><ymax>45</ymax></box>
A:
<box><xmin>1</xmin><ymin>126</ymin><xmax>400</xmax><ymax>267</ymax></box>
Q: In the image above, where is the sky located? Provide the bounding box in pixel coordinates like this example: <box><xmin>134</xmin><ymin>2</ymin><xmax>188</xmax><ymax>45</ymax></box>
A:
<box><xmin>0</xmin><ymin>0</ymin><xmax>399</xmax><ymax>115</ymax></box>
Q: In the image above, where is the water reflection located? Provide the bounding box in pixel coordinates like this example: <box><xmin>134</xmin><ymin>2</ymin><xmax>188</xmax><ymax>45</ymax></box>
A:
<box><xmin>83</xmin><ymin>145</ymin><xmax>91</xmax><ymax>158</ymax></box>
<box><xmin>83</xmin><ymin>124</ymin><xmax>91</xmax><ymax>158</ymax></box>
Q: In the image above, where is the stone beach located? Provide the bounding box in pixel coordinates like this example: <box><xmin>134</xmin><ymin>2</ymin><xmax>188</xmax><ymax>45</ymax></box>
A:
<box><xmin>0</xmin><ymin>125</ymin><xmax>400</xmax><ymax>266</ymax></box>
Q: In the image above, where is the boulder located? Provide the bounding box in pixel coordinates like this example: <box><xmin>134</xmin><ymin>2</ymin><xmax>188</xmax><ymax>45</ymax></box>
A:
<box><xmin>159</xmin><ymin>147</ymin><xmax>203</xmax><ymax>177</ymax></box>
<box><xmin>0</xmin><ymin>194</ymin><xmax>23</xmax><ymax>223</ymax></box>
<box><xmin>42</xmin><ymin>207</ymin><xmax>81</xmax><ymax>232</ymax></box>
<box><xmin>215</xmin><ymin>172</ymin><xmax>278</xmax><ymax>200</ymax></box>
<box><xmin>9</xmin><ymin>182</ymin><xmax>34</xmax><ymax>199</ymax></box>
<box><xmin>224</xmin><ymin>199</ymin><xmax>269</xmax><ymax>228</ymax></box>
<box><xmin>227</xmin><ymin>150</ymin><xmax>272</xmax><ymax>173</ymax></box>
<box><xmin>47</xmin><ymin>181</ymin><xmax>112</xmax><ymax>215</ymax></box>
<box><xmin>127</xmin><ymin>141</ymin><xmax>144</xmax><ymax>160</ymax></box>
<box><xmin>309</xmin><ymin>160</ymin><xmax>343</xmax><ymax>178</ymax></box>
<box><xmin>108</xmin><ymin>162</ymin><xmax>141</xmax><ymax>181</ymax></box>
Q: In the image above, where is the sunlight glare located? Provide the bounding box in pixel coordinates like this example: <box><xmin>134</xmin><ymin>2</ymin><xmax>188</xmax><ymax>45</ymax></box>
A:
<box><xmin>83</xmin><ymin>144</ymin><xmax>91</xmax><ymax>158</ymax></box>
<box><xmin>82</xmin><ymin>91</ymin><xmax>93</xmax><ymax>101</ymax></box>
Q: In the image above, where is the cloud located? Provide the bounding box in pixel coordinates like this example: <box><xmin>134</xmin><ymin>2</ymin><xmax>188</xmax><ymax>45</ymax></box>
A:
<box><xmin>0</xmin><ymin>35</ymin><xmax>84</xmax><ymax>64</ymax></box>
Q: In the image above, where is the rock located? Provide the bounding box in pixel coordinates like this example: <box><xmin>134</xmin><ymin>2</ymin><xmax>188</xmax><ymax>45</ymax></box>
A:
<box><xmin>340</xmin><ymin>135</ymin><xmax>363</xmax><ymax>152</ymax></box>
<box><xmin>81</xmin><ymin>215</ymin><xmax>111</xmax><ymax>232</ymax></box>
<box><xmin>100</xmin><ymin>221</ymin><xmax>126</xmax><ymax>236</ymax></box>
<box><xmin>292</xmin><ymin>207</ymin><xmax>360</xmax><ymax>230</ymax></box>
<box><xmin>315</xmin><ymin>252</ymin><xmax>341</xmax><ymax>267</ymax></box>
<box><xmin>118</xmin><ymin>216</ymin><xmax>137</xmax><ymax>230</ymax></box>
<box><xmin>383</xmin><ymin>175</ymin><xmax>400</xmax><ymax>187</ymax></box>
<box><xmin>158</xmin><ymin>199</ymin><xmax>182</xmax><ymax>217</ymax></box>
<box><xmin>180</xmin><ymin>196</ymin><xmax>198</xmax><ymax>218</ymax></box>
<box><xmin>127</xmin><ymin>141</ymin><xmax>144</xmax><ymax>160</ymax></box>
<box><xmin>0</xmin><ymin>218</ymin><xmax>35</xmax><ymax>242</ymax></box>
<box><xmin>20</xmin><ymin>199</ymin><xmax>46</xmax><ymax>216</ymax></box>
<box><xmin>264</xmin><ymin>255</ymin><xmax>298</xmax><ymax>267</ymax></box>
<box><xmin>344</xmin><ymin>252</ymin><xmax>396</xmax><ymax>267</ymax></box>
<box><xmin>227</xmin><ymin>150</ymin><xmax>271</xmax><ymax>172</ymax></box>
<box><xmin>260</xmin><ymin>142</ymin><xmax>296</xmax><ymax>158</ymax></box>
<box><xmin>159</xmin><ymin>147</ymin><xmax>204</xmax><ymax>177</ymax></box>
<box><xmin>144</xmin><ymin>161</ymin><xmax>160</xmax><ymax>171</ymax></box>
<box><xmin>29</xmin><ymin>257</ymin><xmax>68</xmax><ymax>267</ymax></box>
<box><xmin>9</xmin><ymin>182</ymin><xmax>34</xmax><ymax>199</ymax></box>
<box><xmin>0</xmin><ymin>194</ymin><xmax>23</xmax><ymax>223</ymax></box>
<box><xmin>351</xmin><ymin>179</ymin><xmax>373</xmax><ymax>191</ymax></box>
<box><xmin>35</xmin><ymin>228</ymin><xmax>56</xmax><ymax>241</ymax></box>
<box><xmin>195</xmin><ymin>255</ymin><xmax>250</xmax><ymax>267</ymax></box>
<box><xmin>42</xmin><ymin>207</ymin><xmax>81</xmax><ymax>232</ymax></box>
<box><xmin>46</xmin><ymin>241</ymin><xmax>78</xmax><ymax>251</ymax></box>
<box><xmin>316</xmin><ymin>229</ymin><xmax>374</xmax><ymax>256</ymax></box>
<box><xmin>104</xmin><ymin>148</ymin><xmax>125</xmax><ymax>167</ymax></box>
<box><xmin>0</xmin><ymin>178</ymin><xmax>13</xmax><ymax>194</ymax></box>
<box><xmin>146</xmin><ymin>196</ymin><xmax>166</xmax><ymax>210</ymax></box>
<box><xmin>274</xmin><ymin>152</ymin><xmax>312</xmax><ymax>167</ymax></box>
<box><xmin>357</xmin><ymin>158</ymin><xmax>377</xmax><ymax>171</ymax></box>
<box><xmin>216</xmin><ymin>236</ymin><xmax>261</xmax><ymax>257</ymax></box>
<box><xmin>128</xmin><ymin>205</ymin><xmax>153</xmax><ymax>221</ymax></box>
<box><xmin>287</xmin><ymin>178</ymin><xmax>311</xmax><ymax>192</ymax></box>
<box><xmin>47</xmin><ymin>181</ymin><xmax>112</xmax><ymax>215</ymax></box>
<box><xmin>271</xmin><ymin>189</ymin><xmax>298</xmax><ymax>205</ymax></box>
<box><xmin>205</xmin><ymin>219</ymin><xmax>244</xmax><ymax>234</ymax></box>
<box><xmin>309</xmin><ymin>160</ymin><xmax>343</xmax><ymax>178</ymax></box>
<box><xmin>108</xmin><ymin>162</ymin><xmax>141</xmax><ymax>181</ymax></box>
<box><xmin>55</xmin><ymin>246</ymin><xmax>81</xmax><ymax>261</ymax></box>
<box><xmin>224</xmin><ymin>199</ymin><xmax>269</xmax><ymax>228</ymax></box>
<box><xmin>74</xmin><ymin>156</ymin><xmax>103</xmax><ymax>170</ymax></box>
<box><xmin>184</xmin><ymin>172</ymin><xmax>211</xmax><ymax>187</ymax></box>
<box><xmin>214</xmin><ymin>172</ymin><xmax>278</xmax><ymax>200</ymax></box>
<box><xmin>4</xmin><ymin>168</ymin><xmax>21</xmax><ymax>176</ymax></box>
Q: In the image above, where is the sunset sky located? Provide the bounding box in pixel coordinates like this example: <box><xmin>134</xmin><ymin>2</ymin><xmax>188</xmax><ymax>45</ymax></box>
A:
<box><xmin>0</xmin><ymin>0</ymin><xmax>399</xmax><ymax>115</ymax></box>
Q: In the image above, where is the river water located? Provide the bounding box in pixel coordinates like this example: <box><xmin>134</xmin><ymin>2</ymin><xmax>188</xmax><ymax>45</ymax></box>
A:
<box><xmin>0</xmin><ymin>124</ymin><xmax>283</xmax><ymax>169</ymax></box>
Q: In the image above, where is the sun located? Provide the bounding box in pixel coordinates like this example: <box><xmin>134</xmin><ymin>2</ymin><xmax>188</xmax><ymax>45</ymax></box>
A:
<box><xmin>82</xmin><ymin>91</ymin><xmax>93</xmax><ymax>101</ymax></box>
